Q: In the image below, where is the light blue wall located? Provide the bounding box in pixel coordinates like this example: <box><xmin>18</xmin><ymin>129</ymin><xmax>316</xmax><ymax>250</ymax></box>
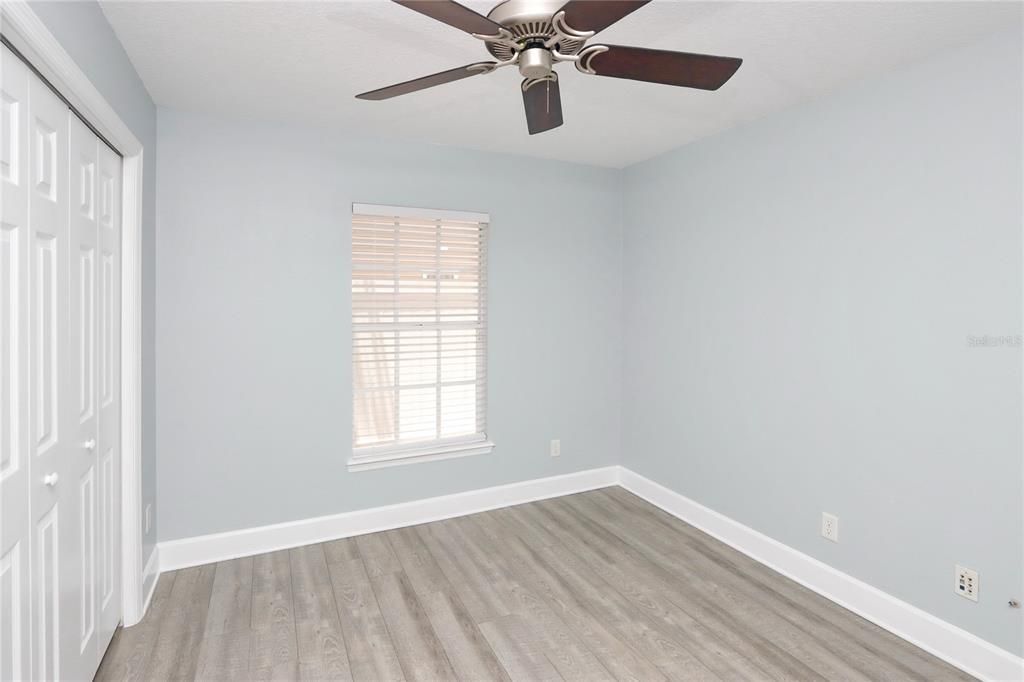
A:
<box><xmin>154</xmin><ymin>109</ymin><xmax>623</xmax><ymax>541</ymax></box>
<box><xmin>621</xmin><ymin>30</ymin><xmax>1023</xmax><ymax>655</ymax></box>
<box><xmin>28</xmin><ymin>1</ymin><xmax>160</xmax><ymax>563</ymax></box>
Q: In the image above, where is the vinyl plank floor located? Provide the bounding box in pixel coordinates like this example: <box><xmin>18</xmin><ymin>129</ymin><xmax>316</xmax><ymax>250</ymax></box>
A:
<box><xmin>288</xmin><ymin>544</ymin><xmax>353</xmax><ymax>680</ymax></box>
<box><xmin>470</xmin><ymin>510</ymin><xmax>668</xmax><ymax>682</ymax></box>
<box><xmin>195</xmin><ymin>557</ymin><xmax>255</xmax><ymax>679</ymax></box>
<box><xmin>328</xmin><ymin>557</ymin><xmax>405</xmax><ymax>682</ymax></box>
<box><xmin>97</xmin><ymin>488</ymin><xmax>973</xmax><ymax>681</ymax></box>
<box><xmin>385</xmin><ymin>526</ymin><xmax>509</xmax><ymax>682</ymax></box>
<box><xmin>371</xmin><ymin>570</ymin><xmax>457</xmax><ymax>681</ymax></box>
<box><xmin>141</xmin><ymin>563</ymin><xmax>217</xmax><ymax>680</ymax></box>
<box><xmin>249</xmin><ymin>550</ymin><xmax>299</xmax><ymax>672</ymax></box>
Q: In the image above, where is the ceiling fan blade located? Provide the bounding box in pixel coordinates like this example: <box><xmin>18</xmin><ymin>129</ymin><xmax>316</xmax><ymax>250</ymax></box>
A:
<box><xmin>556</xmin><ymin>0</ymin><xmax>651</xmax><ymax>34</ymax></box>
<box><xmin>587</xmin><ymin>45</ymin><xmax>742</xmax><ymax>90</ymax></box>
<box><xmin>522</xmin><ymin>76</ymin><xmax>563</xmax><ymax>135</ymax></box>
<box><xmin>356</xmin><ymin>62</ymin><xmax>495</xmax><ymax>100</ymax></box>
<box><xmin>393</xmin><ymin>0</ymin><xmax>505</xmax><ymax>36</ymax></box>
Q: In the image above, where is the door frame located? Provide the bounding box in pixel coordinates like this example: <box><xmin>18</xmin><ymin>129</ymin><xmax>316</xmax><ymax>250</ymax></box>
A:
<box><xmin>2</xmin><ymin>1</ymin><xmax>149</xmax><ymax>626</ymax></box>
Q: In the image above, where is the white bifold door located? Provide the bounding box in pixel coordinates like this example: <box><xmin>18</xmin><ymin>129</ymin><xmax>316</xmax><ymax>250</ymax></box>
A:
<box><xmin>1</xmin><ymin>44</ymin><xmax>122</xmax><ymax>681</ymax></box>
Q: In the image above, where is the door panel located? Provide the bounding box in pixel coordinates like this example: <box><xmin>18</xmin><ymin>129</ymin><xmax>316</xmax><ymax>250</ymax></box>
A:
<box><xmin>1</xmin><ymin>224</ymin><xmax>20</xmax><ymax>477</ymax></box>
<box><xmin>96</xmin><ymin>140</ymin><xmax>121</xmax><ymax>652</ymax></box>
<box><xmin>0</xmin><ymin>43</ymin><xmax>30</xmax><ymax>682</ymax></box>
<box><xmin>0</xmin><ymin>543</ymin><xmax>26</xmax><ymax>681</ymax></box>
<box><xmin>100</xmin><ymin>447</ymin><xmax>114</xmax><ymax>609</ymax></box>
<box><xmin>32</xmin><ymin>231</ymin><xmax>58</xmax><ymax>454</ymax></box>
<box><xmin>34</xmin><ymin>505</ymin><xmax>59</xmax><ymax>681</ymax></box>
<box><xmin>27</xmin><ymin>61</ymin><xmax>71</xmax><ymax>682</ymax></box>
<box><xmin>78</xmin><ymin>246</ymin><xmax>94</xmax><ymax>423</ymax></box>
<box><xmin>67</xmin><ymin>113</ymin><xmax>100</xmax><ymax>677</ymax></box>
<box><xmin>78</xmin><ymin>465</ymin><xmax>95</xmax><ymax>650</ymax></box>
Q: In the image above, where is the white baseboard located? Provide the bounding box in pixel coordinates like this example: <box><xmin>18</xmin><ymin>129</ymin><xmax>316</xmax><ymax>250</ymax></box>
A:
<box><xmin>158</xmin><ymin>466</ymin><xmax>619</xmax><ymax>572</ymax></box>
<box><xmin>140</xmin><ymin>546</ymin><xmax>160</xmax><ymax>618</ymax></box>
<box><xmin>617</xmin><ymin>467</ymin><xmax>1024</xmax><ymax>682</ymax></box>
<box><xmin>151</xmin><ymin>463</ymin><xmax>1020</xmax><ymax>680</ymax></box>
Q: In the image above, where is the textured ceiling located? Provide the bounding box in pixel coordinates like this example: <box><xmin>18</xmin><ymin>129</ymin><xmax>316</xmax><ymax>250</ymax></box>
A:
<box><xmin>99</xmin><ymin>1</ymin><xmax>1020</xmax><ymax>167</ymax></box>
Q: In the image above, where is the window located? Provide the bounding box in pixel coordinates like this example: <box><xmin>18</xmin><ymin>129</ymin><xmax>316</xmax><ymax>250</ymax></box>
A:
<box><xmin>350</xmin><ymin>203</ymin><xmax>492</xmax><ymax>470</ymax></box>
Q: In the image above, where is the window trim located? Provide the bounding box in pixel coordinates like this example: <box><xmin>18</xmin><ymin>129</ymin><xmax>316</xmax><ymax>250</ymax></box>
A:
<box><xmin>348</xmin><ymin>437</ymin><xmax>496</xmax><ymax>472</ymax></box>
<box><xmin>352</xmin><ymin>203</ymin><xmax>489</xmax><ymax>224</ymax></box>
<box><xmin>348</xmin><ymin>203</ymin><xmax>491</xmax><ymax>472</ymax></box>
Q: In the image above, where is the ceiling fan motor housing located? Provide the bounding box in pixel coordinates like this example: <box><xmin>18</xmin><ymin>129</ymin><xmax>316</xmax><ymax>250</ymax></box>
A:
<box><xmin>519</xmin><ymin>46</ymin><xmax>553</xmax><ymax>78</ymax></box>
<box><xmin>485</xmin><ymin>0</ymin><xmax>585</xmax><ymax>62</ymax></box>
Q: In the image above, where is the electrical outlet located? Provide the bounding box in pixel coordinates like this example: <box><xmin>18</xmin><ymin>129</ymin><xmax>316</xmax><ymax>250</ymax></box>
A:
<box><xmin>145</xmin><ymin>504</ymin><xmax>152</xmax><ymax>534</ymax></box>
<box><xmin>821</xmin><ymin>512</ymin><xmax>839</xmax><ymax>542</ymax></box>
<box><xmin>955</xmin><ymin>565</ymin><xmax>978</xmax><ymax>602</ymax></box>
<box><xmin>550</xmin><ymin>439</ymin><xmax>560</xmax><ymax>457</ymax></box>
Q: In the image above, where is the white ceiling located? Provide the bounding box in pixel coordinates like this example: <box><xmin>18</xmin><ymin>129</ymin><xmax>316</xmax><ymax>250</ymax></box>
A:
<box><xmin>99</xmin><ymin>1</ymin><xmax>1019</xmax><ymax>168</ymax></box>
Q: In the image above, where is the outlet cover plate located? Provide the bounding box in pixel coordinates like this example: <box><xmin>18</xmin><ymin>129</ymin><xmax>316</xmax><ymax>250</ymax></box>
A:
<box><xmin>821</xmin><ymin>512</ymin><xmax>839</xmax><ymax>542</ymax></box>
<box><xmin>956</xmin><ymin>565</ymin><xmax>978</xmax><ymax>602</ymax></box>
<box><xmin>550</xmin><ymin>439</ymin><xmax>560</xmax><ymax>457</ymax></box>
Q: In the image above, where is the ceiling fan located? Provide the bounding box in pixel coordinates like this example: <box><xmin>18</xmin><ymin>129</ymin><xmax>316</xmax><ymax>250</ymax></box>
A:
<box><xmin>355</xmin><ymin>0</ymin><xmax>743</xmax><ymax>135</ymax></box>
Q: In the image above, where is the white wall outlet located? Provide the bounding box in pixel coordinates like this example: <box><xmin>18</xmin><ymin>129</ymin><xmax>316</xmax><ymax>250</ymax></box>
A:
<box><xmin>955</xmin><ymin>565</ymin><xmax>979</xmax><ymax>602</ymax></box>
<box><xmin>145</xmin><ymin>503</ymin><xmax>153</xmax><ymax>534</ymax></box>
<box><xmin>821</xmin><ymin>512</ymin><xmax>839</xmax><ymax>542</ymax></box>
<box><xmin>550</xmin><ymin>439</ymin><xmax>561</xmax><ymax>457</ymax></box>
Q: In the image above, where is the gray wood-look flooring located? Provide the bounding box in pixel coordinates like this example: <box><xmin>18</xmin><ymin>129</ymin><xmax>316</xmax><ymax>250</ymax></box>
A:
<box><xmin>95</xmin><ymin>488</ymin><xmax>972</xmax><ymax>681</ymax></box>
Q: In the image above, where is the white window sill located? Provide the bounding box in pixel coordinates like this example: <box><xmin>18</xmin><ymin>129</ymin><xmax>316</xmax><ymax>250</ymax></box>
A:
<box><xmin>348</xmin><ymin>440</ymin><xmax>495</xmax><ymax>472</ymax></box>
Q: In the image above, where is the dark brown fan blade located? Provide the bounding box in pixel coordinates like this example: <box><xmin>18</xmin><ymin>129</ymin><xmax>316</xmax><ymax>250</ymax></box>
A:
<box><xmin>587</xmin><ymin>45</ymin><xmax>742</xmax><ymax>90</ymax></box>
<box><xmin>522</xmin><ymin>76</ymin><xmax>563</xmax><ymax>135</ymax></box>
<box><xmin>557</xmin><ymin>0</ymin><xmax>651</xmax><ymax>34</ymax></box>
<box><xmin>393</xmin><ymin>0</ymin><xmax>505</xmax><ymax>36</ymax></box>
<box><xmin>356</xmin><ymin>62</ymin><xmax>495</xmax><ymax>100</ymax></box>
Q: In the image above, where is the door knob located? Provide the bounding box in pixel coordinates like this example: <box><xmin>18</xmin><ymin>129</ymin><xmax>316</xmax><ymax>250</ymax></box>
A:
<box><xmin>83</xmin><ymin>439</ymin><xmax>96</xmax><ymax>451</ymax></box>
<box><xmin>43</xmin><ymin>472</ymin><xmax>58</xmax><ymax>487</ymax></box>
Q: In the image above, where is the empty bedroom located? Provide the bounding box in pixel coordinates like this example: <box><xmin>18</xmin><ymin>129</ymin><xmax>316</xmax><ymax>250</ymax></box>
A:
<box><xmin>0</xmin><ymin>0</ymin><xmax>1021</xmax><ymax>680</ymax></box>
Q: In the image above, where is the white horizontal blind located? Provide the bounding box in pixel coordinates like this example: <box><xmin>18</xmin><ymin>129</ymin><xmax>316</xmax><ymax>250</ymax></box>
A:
<box><xmin>352</xmin><ymin>206</ymin><xmax>488</xmax><ymax>462</ymax></box>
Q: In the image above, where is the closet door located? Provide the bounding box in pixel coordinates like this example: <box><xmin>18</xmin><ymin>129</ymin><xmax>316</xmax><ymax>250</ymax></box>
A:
<box><xmin>0</xmin><ymin>43</ymin><xmax>32</xmax><ymax>682</ymax></box>
<box><xmin>68</xmin><ymin>113</ymin><xmax>100</xmax><ymax>676</ymax></box>
<box><xmin>95</xmin><ymin>127</ymin><xmax>121</xmax><ymax>655</ymax></box>
<box><xmin>2</xmin><ymin>44</ymin><xmax>121</xmax><ymax>680</ymax></box>
<box><xmin>26</xmin><ymin>58</ymin><xmax>72</xmax><ymax>682</ymax></box>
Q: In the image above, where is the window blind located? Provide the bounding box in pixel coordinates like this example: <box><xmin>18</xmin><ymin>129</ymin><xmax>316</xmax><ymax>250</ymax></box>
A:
<box><xmin>351</xmin><ymin>204</ymin><xmax>489</xmax><ymax>467</ymax></box>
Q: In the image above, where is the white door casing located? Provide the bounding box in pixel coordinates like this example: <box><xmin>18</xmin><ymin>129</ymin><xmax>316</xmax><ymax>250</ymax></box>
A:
<box><xmin>0</xmin><ymin>43</ymin><xmax>31</xmax><ymax>682</ymax></box>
